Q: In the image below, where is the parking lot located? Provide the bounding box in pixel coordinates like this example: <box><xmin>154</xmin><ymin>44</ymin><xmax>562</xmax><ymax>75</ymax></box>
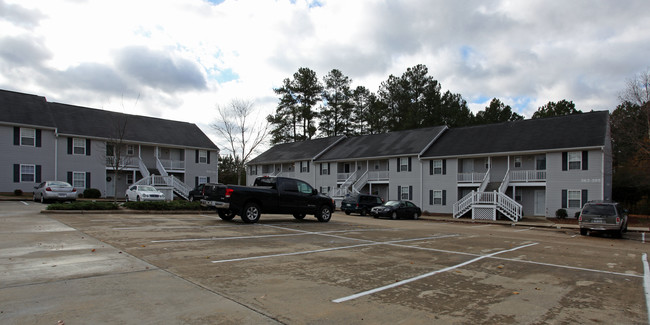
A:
<box><xmin>1</xmin><ymin>201</ymin><xmax>648</xmax><ymax>324</ymax></box>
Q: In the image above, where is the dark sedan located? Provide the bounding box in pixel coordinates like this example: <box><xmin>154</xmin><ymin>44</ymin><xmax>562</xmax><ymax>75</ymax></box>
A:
<box><xmin>370</xmin><ymin>200</ymin><xmax>421</xmax><ymax>220</ymax></box>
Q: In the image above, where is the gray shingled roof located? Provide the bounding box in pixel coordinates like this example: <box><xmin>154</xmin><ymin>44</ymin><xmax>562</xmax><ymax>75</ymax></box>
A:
<box><xmin>0</xmin><ymin>89</ymin><xmax>218</xmax><ymax>150</ymax></box>
<box><xmin>421</xmin><ymin>111</ymin><xmax>609</xmax><ymax>158</ymax></box>
<box><xmin>0</xmin><ymin>89</ymin><xmax>55</xmax><ymax>128</ymax></box>
<box><xmin>248</xmin><ymin>136</ymin><xmax>345</xmax><ymax>164</ymax></box>
<box><xmin>316</xmin><ymin>125</ymin><xmax>447</xmax><ymax>162</ymax></box>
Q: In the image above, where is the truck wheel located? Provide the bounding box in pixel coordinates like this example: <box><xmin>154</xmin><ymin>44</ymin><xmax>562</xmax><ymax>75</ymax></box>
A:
<box><xmin>218</xmin><ymin>209</ymin><xmax>236</xmax><ymax>221</ymax></box>
<box><xmin>241</xmin><ymin>203</ymin><xmax>261</xmax><ymax>223</ymax></box>
<box><xmin>344</xmin><ymin>210</ymin><xmax>351</xmax><ymax>215</ymax></box>
<box><xmin>360</xmin><ymin>209</ymin><xmax>367</xmax><ymax>216</ymax></box>
<box><xmin>293</xmin><ymin>213</ymin><xmax>306</xmax><ymax>220</ymax></box>
<box><xmin>316</xmin><ymin>205</ymin><xmax>332</xmax><ymax>222</ymax></box>
<box><xmin>579</xmin><ymin>228</ymin><xmax>587</xmax><ymax>236</ymax></box>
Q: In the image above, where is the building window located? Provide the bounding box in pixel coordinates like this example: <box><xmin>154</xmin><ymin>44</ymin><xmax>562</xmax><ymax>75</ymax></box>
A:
<box><xmin>198</xmin><ymin>176</ymin><xmax>208</xmax><ymax>184</ymax></box>
<box><xmin>401</xmin><ymin>186</ymin><xmax>410</xmax><ymax>200</ymax></box>
<box><xmin>73</xmin><ymin>138</ymin><xmax>86</xmax><ymax>155</ymax></box>
<box><xmin>198</xmin><ymin>150</ymin><xmax>208</xmax><ymax>163</ymax></box>
<box><xmin>300</xmin><ymin>161</ymin><xmax>309</xmax><ymax>173</ymax></box>
<box><xmin>433</xmin><ymin>160</ymin><xmax>443</xmax><ymax>174</ymax></box>
<box><xmin>568</xmin><ymin>152</ymin><xmax>581</xmax><ymax>170</ymax></box>
<box><xmin>433</xmin><ymin>190</ymin><xmax>443</xmax><ymax>205</ymax></box>
<box><xmin>249</xmin><ymin>165</ymin><xmax>258</xmax><ymax>175</ymax></box>
<box><xmin>20</xmin><ymin>164</ymin><xmax>35</xmax><ymax>182</ymax></box>
<box><xmin>106</xmin><ymin>144</ymin><xmax>115</xmax><ymax>157</ymax></box>
<box><xmin>73</xmin><ymin>172</ymin><xmax>86</xmax><ymax>188</ymax></box>
<box><xmin>514</xmin><ymin>156</ymin><xmax>522</xmax><ymax>168</ymax></box>
<box><xmin>321</xmin><ymin>163</ymin><xmax>328</xmax><ymax>175</ymax></box>
<box><xmin>568</xmin><ymin>190</ymin><xmax>581</xmax><ymax>208</ymax></box>
<box><xmin>21</xmin><ymin>128</ymin><xmax>36</xmax><ymax>146</ymax></box>
<box><xmin>515</xmin><ymin>188</ymin><xmax>523</xmax><ymax>202</ymax></box>
<box><xmin>320</xmin><ymin>186</ymin><xmax>330</xmax><ymax>195</ymax></box>
<box><xmin>400</xmin><ymin>157</ymin><xmax>409</xmax><ymax>172</ymax></box>
<box><xmin>126</xmin><ymin>173</ymin><xmax>134</xmax><ymax>185</ymax></box>
<box><xmin>536</xmin><ymin>155</ymin><xmax>546</xmax><ymax>170</ymax></box>
<box><xmin>127</xmin><ymin>145</ymin><xmax>135</xmax><ymax>155</ymax></box>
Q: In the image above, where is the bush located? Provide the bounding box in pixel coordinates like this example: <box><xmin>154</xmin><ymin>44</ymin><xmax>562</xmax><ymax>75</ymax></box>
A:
<box><xmin>123</xmin><ymin>200</ymin><xmax>207</xmax><ymax>211</ymax></box>
<box><xmin>14</xmin><ymin>189</ymin><xmax>23</xmax><ymax>196</ymax></box>
<box><xmin>47</xmin><ymin>201</ymin><xmax>119</xmax><ymax>210</ymax></box>
<box><xmin>574</xmin><ymin>211</ymin><xmax>581</xmax><ymax>218</ymax></box>
<box><xmin>555</xmin><ymin>208</ymin><xmax>568</xmax><ymax>219</ymax></box>
<box><xmin>83</xmin><ymin>188</ymin><xmax>102</xmax><ymax>199</ymax></box>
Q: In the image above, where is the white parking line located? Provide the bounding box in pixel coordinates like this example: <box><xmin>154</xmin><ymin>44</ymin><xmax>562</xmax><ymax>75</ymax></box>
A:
<box><xmin>20</xmin><ymin>201</ymin><xmax>29</xmax><ymax>206</ymax></box>
<box><xmin>641</xmin><ymin>253</ymin><xmax>650</xmax><ymax>324</ymax></box>
<box><xmin>332</xmin><ymin>243</ymin><xmax>538</xmax><ymax>303</ymax></box>
<box><xmin>150</xmin><ymin>228</ymin><xmax>397</xmax><ymax>243</ymax></box>
<box><xmin>514</xmin><ymin>227</ymin><xmax>533</xmax><ymax>232</ymax></box>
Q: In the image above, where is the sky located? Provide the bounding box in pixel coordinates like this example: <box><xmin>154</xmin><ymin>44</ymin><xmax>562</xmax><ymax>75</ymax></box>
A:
<box><xmin>1</xmin><ymin>0</ymin><xmax>649</xmax><ymax>155</ymax></box>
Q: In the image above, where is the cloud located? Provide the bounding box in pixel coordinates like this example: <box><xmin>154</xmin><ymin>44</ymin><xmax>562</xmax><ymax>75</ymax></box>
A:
<box><xmin>0</xmin><ymin>35</ymin><xmax>51</xmax><ymax>66</ymax></box>
<box><xmin>115</xmin><ymin>46</ymin><xmax>207</xmax><ymax>93</ymax></box>
<box><xmin>0</xmin><ymin>0</ymin><xmax>45</xmax><ymax>29</ymax></box>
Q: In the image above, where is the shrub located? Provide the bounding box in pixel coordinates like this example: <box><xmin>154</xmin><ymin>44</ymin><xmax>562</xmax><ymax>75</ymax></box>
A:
<box><xmin>83</xmin><ymin>188</ymin><xmax>102</xmax><ymax>199</ymax></box>
<box><xmin>47</xmin><ymin>201</ymin><xmax>119</xmax><ymax>210</ymax></box>
<box><xmin>14</xmin><ymin>189</ymin><xmax>23</xmax><ymax>196</ymax></box>
<box><xmin>555</xmin><ymin>208</ymin><xmax>568</xmax><ymax>219</ymax></box>
<box><xmin>574</xmin><ymin>211</ymin><xmax>581</xmax><ymax>219</ymax></box>
<box><xmin>123</xmin><ymin>200</ymin><xmax>206</xmax><ymax>211</ymax></box>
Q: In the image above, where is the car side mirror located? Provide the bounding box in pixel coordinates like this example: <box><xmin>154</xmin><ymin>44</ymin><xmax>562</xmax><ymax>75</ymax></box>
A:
<box><xmin>312</xmin><ymin>188</ymin><xmax>318</xmax><ymax>195</ymax></box>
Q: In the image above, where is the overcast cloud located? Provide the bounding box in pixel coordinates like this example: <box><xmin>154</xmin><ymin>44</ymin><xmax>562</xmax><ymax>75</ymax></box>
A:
<box><xmin>0</xmin><ymin>0</ymin><xmax>648</xmax><ymax>151</ymax></box>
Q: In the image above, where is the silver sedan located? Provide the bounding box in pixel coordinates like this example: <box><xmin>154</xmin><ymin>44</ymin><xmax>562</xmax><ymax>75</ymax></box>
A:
<box><xmin>33</xmin><ymin>181</ymin><xmax>78</xmax><ymax>203</ymax></box>
<box><xmin>125</xmin><ymin>185</ymin><xmax>166</xmax><ymax>202</ymax></box>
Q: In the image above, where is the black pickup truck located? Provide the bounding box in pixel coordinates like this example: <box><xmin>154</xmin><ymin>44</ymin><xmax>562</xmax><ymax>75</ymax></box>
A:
<box><xmin>201</xmin><ymin>176</ymin><xmax>335</xmax><ymax>223</ymax></box>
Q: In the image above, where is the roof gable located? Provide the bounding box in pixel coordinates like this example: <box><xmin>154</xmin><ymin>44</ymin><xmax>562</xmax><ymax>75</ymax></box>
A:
<box><xmin>422</xmin><ymin>111</ymin><xmax>609</xmax><ymax>158</ymax></box>
<box><xmin>0</xmin><ymin>89</ymin><xmax>55</xmax><ymax>128</ymax></box>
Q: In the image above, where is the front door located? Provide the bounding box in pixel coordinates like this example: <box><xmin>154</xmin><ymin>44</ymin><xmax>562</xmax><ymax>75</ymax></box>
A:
<box><xmin>534</xmin><ymin>190</ymin><xmax>546</xmax><ymax>216</ymax></box>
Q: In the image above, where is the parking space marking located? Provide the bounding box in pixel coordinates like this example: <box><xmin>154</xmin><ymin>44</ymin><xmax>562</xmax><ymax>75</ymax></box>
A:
<box><xmin>643</xmin><ymin>253</ymin><xmax>650</xmax><ymax>324</ymax></box>
<box><xmin>514</xmin><ymin>227</ymin><xmax>533</xmax><ymax>232</ymax></box>
<box><xmin>210</xmin><ymin>234</ymin><xmax>458</xmax><ymax>264</ymax></box>
<box><xmin>471</xmin><ymin>224</ymin><xmax>493</xmax><ymax>228</ymax></box>
<box><xmin>149</xmin><ymin>228</ymin><xmax>394</xmax><ymax>243</ymax></box>
<box><xmin>333</xmin><ymin>243</ymin><xmax>538</xmax><ymax>303</ymax></box>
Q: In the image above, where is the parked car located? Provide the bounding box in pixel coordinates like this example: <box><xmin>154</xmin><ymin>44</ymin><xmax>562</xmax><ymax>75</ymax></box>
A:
<box><xmin>341</xmin><ymin>194</ymin><xmax>384</xmax><ymax>216</ymax></box>
<box><xmin>188</xmin><ymin>183</ymin><xmax>208</xmax><ymax>202</ymax></box>
<box><xmin>371</xmin><ymin>200</ymin><xmax>421</xmax><ymax>220</ymax></box>
<box><xmin>33</xmin><ymin>181</ymin><xmax>78</xmax><ymax>203</ymax></box>
<box><xmin>125</xmin><ymin>185</ymin><xmax>165</xmax><ymax>202</ymax></box>
<box><xmin>578</xmin><ymin>200</ymin><xmax>628</xmax><ymax>237</ymax></box>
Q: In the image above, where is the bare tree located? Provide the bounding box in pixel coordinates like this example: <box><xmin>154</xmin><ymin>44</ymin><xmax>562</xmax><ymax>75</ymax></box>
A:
<box><xmin>211</xmin><ymin>99</ymin><xmax>269</xmax><ymax>185</ymax></box>
<box><xmin>103</xmin><ymin>96</ymin><xmax>138</xmax><ymax>202</ymax></box>
<box><xmin>619</xmin><ymin>68</ymin><xmax>650</xmax><ymax>140</ymax></box>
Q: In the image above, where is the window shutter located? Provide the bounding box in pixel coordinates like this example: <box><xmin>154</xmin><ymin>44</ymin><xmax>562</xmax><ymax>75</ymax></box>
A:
<box><xmin>408</xmin><ymin>157</ymin><xmax>412</xmax><ymax>172</ymax></box>
<box><xmin>397</xmin><ymin>186</ymin><xmax>401</xmax><ymax>199</ymax></box>
<box><xmin>442</xmin><ymin>190</ymin><xmax>447</xmax><ymax>205</ymax></box>
<box><xmin>195</xmin><ymin>177</ymin><xmax>199</xmax><ymax>187</ymax></box>
<box><xmin>207</xmin><ymin>177</ymin><xmax>210</xmax><ymax>183</ymax></box>
<box><xmin>207</xmin><ymin>151</ymin><xmax>211</xmax><ymax>164</ymax></box>
<box><xmin>86</xmin><ymin>139</ymin><xmax>91</xmax><ymax>156</ymax></box>
<box><xmin>396</xmin><ymin>158</ymin><xmax>400</xmax><ymax>173</ymax></box>
<box><xmin>36</xmin><ymin>165</ymin><xmax>42</xmax><ymax>183</ymax></box>
<box><xmin>307</xmin><ymin>162</ymin><xmax>310</xmax><ymax>173</ymax></box>
<box><xmin>561</xmin><ymin>190</ymin><xmax>567</xmax><ymax>209</ymax></box>
<box><xmin>319</xmin><ymin>164</ymin><xmax>322</xmax><ymax>175</ymax></box>
<box><xmin>13</xmin><ymin>164</ymin><xmax>19</xmax><ymax>182</ymax></box>
<box><xmin>582</xmin><ymin>151</ymin><xmax>588</xmax><ymax>170</ymax></box>
<box><xmin>581</xmin><ymin>189</ymin><xmax>588</xmax><ymax>207</ymax></box>
<box><xmin>195</xmin><ymin>150</ymin><xmax>199</xmax><ymax>163</ymax></box>
<box><xmin>328</xmin><ymin>163</ymin><xmax>331</xmax><ymax>175</ymax></box>
<box><xmin>429</xmin><ymin>190</ymin><xmax>433</xmax><ymax>205</ymax></box>
<box><xmin>429</xmin><ymin>161</ymin><xmax>433</xmax><ymax>175</ymax></box>
<box><xmin>409</xmin><ymin>186</ymin><xmax>413</xmax><ymax>200</ymax></box>
<box><xmin>67</xmin><ymin>138</ymin><xmax>73</xmax><ymax>155</ymax></box>
<box><xmin>13</xmin><ymin>127</ymin><xmax>20</xmax><ymax>145</ymax></box>
<box><xmin>442</xmin><ymin>160</ymin><xmax>447</xmax><ymax>175</ymax></box>
<box><xmin>67</xmin><ymin>172</ymin><xmax>73</xmax><ymax>184</ymax></box>
<box><xmin>86</xmin><ymin>172</ymin><xmax>91</xmax><ymax>188</ymax></box>
<box><xmin>561</xmin><ymin>152</ymin><xmax>568</xmax><ymax>171</ymax></box>
<box><xmin>36</xmin><ymin>130</ymin><xmax>42</xmax><ymax>147</ymax></box>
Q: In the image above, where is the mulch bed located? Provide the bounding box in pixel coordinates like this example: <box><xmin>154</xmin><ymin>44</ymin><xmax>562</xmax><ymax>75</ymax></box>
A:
<box><xmin>547</xmin><ymin>215</ymin><xmax>650</xmax><ymax>226</ymax></box>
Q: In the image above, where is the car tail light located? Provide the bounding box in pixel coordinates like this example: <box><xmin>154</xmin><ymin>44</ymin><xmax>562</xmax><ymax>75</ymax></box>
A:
<box><xmin>616</xmin><ymin>217</ymin><xmax>621</xmax><ymax>224</ymax></box>
<box><xmin>45</xmin><ymin>187</ymin><xmax>52</xmax><ymax>191</ymax></box>
<box><xmin>225</xmin><ymin>188</ymin><xmax>233</xmax><ymax>198</ymax></box>
<box><xmin>72</xmin><ymin>188</ymin><xmax>77</xmax><ymax>192</ymax></box>
<box><xmin>578</xmin><ymin>214</ymin><xmax>582</xmax><ymax>221</ymax></box>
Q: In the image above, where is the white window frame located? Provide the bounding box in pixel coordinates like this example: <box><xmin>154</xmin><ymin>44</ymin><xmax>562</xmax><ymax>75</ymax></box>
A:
<box><xmin>320</xmin><ymin>186</ymin><xmax>330</xmax><ymax>195</ymax></box>
<box><xmin>198</xmin><ymin>176</ymin><xmax>208</xmax><ymax>184</ymax></box>
<box><xmin>73</xmin><ymin>138</ymin><xmax>86</xmax><ymax>155</ymax></box>
<box><xmin>515</xmin><ymin>188</ymin><xmax>523</xmax><ymax>202</ymax></box>
<box><xmin>72</xmin><ymin>172</ymin><xmax>86</xmax><ymax>188</ymax></box>
<box><xmin>400</xmin><ymin>157</ymin><xmax>409</xmax><ymax>172</ymax></box>
<box><xmin>514</xmin><ymin>156</ymin><xmax>522</xmax><ymax>168</ymax></box>
<box><xmin>301</xmin><ymin>161</ymin><xmax>309</xmax><ymax>173</ymax></box>
<box><xmin>433</xmin><ymin>190</ymin><xmax>443</xmax><ymax>205</ymax></box>
<box><xmin>567</xmin><ymin>190</ymin><xmax>581</xmax><ymax>208</ymax></box>
<box><xmin>126</xmin><ymin>173</ymin><xmax>134</xmax><ymax>185</ymax></box>
<box><xmin>21</xmin><ymin>128</ymin><xmax>35</xmax><ymax>146</ymax></box>
<box><xmin>321</xmin><ymin>163</ymin><xmax>328</xmax><ymax>175</ymax></box>
<box><xmin>400</xmin><ymin>185</ymin><xmax>410</xmax><ymax>200</ymax></box>
<box><xmin>198</xmin><ymin>150</ymin><xmax>208</xmax><ymax>163</ymax></box>
<box><xmin>20</xmin><ymin>164</ymin><xmax>35</xmax><ymax>182</ymax></box>
<box><xmin>433</xmin><ymin>160</ymin><xmax>443</xmax><ymax>175</ymax></box>
<box><xmin>249</xmin><ymin>165</ymin><xmax>258</xmax><ymax>175</ymax></box>
<box><xmin>568</xmin><ymin>152</ymin><xmax>581</xmax><ymax>170</ymax></box>
<box><xmin>127</xmin><ymin>145</ymin><xmax>135</xmax><ymax>155</ymax></box>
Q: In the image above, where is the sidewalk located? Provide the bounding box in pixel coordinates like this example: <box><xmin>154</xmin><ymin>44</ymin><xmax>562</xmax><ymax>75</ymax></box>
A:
<box><xmin>419</xmin><ymin>214</ymin><xmax>650</xmax><ymax>233</ymax></box>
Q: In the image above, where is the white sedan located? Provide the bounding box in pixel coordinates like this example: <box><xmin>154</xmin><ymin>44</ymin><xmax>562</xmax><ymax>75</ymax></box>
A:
<box><xmin>125</xmin><ymin>185</ymin><xmax>165</xmax><ymax>202</ymax></box>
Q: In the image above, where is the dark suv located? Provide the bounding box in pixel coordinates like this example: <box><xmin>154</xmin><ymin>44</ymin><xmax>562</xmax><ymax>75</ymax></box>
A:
<box><xmin>578</xmin><ymin>201</ymin><xmax>628</xmax><ymax>237</ymax></box>
<box><xmin>341</xmin><ymin>194</ymin><xmax>384</xmax><ymax>216</ymax></box>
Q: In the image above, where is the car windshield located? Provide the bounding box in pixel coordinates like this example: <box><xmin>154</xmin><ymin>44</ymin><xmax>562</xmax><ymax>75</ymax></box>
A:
<box><xmin>385</xmin><ymin>201</ymin><xmax>400</xmax><ymax>207</ymax></box>
<box><xmin>582</xmin><ymin>204</ymin><xmax>616</xmax><ymax>216</ymax></box>
<box><xmin>139</xmin><ymin>186</ymin><xmax>157</xmax><ymax>192</ymax></box>
<box><xmin>49</xmin><ymin>181</ymin><xmax>71</xmax><ymax>187</ymax></box>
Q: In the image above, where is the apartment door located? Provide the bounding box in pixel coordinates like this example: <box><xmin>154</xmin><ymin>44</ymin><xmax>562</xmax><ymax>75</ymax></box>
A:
<box><xmin>534</xmin><ymin>190</ymin><xmax>546</xmax><ymax>216</ymax></box>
